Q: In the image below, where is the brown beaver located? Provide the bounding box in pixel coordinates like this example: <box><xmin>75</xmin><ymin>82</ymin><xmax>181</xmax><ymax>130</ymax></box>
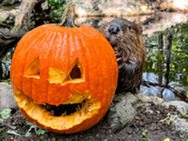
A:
<box><xmin>100</xmin><ymin>17</ymin><xmax>146</xmax><ymax>94</ymax></box>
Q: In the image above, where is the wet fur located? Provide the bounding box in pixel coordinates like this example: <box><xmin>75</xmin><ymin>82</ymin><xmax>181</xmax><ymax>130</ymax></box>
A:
<box><xmin>100</xmin><ymin>18</ymin><xmax>146</xmax><ymax>94</ymax></box>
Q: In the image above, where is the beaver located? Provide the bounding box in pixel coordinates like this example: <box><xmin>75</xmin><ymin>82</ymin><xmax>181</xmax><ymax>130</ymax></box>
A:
<box><xmin>100</xmin><ymin>17</ymin><xmax>146</xmax><ymax>94</ymax></box>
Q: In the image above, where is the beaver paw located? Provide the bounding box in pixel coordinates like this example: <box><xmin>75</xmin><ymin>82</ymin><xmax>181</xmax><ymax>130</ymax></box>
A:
<box><xmin>114</xmin><ymin>51</ymin><xmax>123</xmax><ymax>63</ymax></box>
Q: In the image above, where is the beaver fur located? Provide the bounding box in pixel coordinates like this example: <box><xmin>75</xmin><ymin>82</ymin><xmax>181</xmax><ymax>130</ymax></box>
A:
<box><xmin>100</xmin><ymin>17</ymin><xmax>146</xmax><ymax>94</ymax></box>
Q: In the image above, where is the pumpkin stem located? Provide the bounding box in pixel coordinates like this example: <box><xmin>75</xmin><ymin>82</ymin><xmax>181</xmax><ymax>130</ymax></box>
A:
<box><xmin>58</xmin><ymin>2</ymin><xmax>79</xmax><ymax>27</ymax></box>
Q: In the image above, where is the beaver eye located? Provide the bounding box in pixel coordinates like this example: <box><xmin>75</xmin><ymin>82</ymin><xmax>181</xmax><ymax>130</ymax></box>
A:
<box><xmin>128</xmin><ymin>25</ymin><xmax>132</xmax><ymax>30</ymax></box>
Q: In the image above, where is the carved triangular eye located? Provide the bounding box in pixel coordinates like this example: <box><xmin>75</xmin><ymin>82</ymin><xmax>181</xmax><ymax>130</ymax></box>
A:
<box><xmin>65</xmin><ymin>58</ymin><xmax>83</xmax><ymax>82</ymax></box>
<box><xmin>24</xmin><ymin>58</ymin><xmax>40</xmax><ymax>78</ymax></box>
<box><xmin>68</xmin><ymin>63</ymin><xmax>81</xmax><ymax>80</ymax></box>
<box><xmin>49</xmin><ymin>58</ymin><xmax>84</xmax><ymax>84</ymax></box>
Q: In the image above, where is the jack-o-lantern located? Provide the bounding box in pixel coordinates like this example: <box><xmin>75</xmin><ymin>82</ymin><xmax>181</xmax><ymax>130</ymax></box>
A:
<box><xmin>10</xmin><ymin>3</ymin><xmax>118</xmax><ymax>134</ymax></box>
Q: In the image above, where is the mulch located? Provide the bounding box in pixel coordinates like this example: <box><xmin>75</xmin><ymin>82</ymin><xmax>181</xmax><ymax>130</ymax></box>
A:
<box><xmin>0</xmin><ymin>103</ymin><xmax>186</xmax><ymax>141</ymax></box>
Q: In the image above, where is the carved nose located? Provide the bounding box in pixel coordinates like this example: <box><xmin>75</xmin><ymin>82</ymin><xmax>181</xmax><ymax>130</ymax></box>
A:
<box><xmin>108</xmin><ymin>25</ymin><xmax>119</xmax><ymax>34</ymax></box>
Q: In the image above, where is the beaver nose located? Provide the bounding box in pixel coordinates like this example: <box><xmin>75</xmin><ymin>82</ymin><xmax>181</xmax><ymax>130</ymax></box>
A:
<box><xmin>108</xmin><ymin>25</ymin><xmax>120</xmax><ymax>34</ymax></box>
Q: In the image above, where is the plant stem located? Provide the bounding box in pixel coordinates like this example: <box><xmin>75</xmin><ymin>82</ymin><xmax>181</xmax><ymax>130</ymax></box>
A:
<box><xmin>58</xmin><ymin>2</ymin><xmax>79</xmax><ymax>28</ymax></box>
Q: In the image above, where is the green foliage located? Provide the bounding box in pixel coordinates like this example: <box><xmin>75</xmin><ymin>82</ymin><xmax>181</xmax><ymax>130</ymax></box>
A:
<box><xmin>0</xmin><ymin>133</ymin><xmax>6</xmax><ymax>141</ymax></box>
<box><xmin>4</xmin><ymin>78</ymin><xmax>11</xmax><ymax>84</ymax></box>
<box><xmin>48</xmin><ymin>0</ymin><xmax>67</xmax><ymax>19</ymax></box>
<box><xmin>7</xmin><ymin>130</ymin><xmax>22</xmax><ymax>137</ymax></box>
<box><xmin>141</xmin><ymin>131</ymin><xmax>150</xmax><ymax>141</ymax></box>
<box><xmin>166</xmin><ymin>119</ymin><xmax>171</xmax><ymax>124</ymax></box>
<box><xmin>25</xmin><ymin>120</ymin><xmax>47</xmax><ymax>136</ymax></box>
<box><xmin>0</xmin><ymin>128</ymin><xmax>4</xmax><ymax>134</ymax></box>
<box><xmin>40</xmin><ymin>136</ymin><xmax>45</xmax><ymax>139</ymax></box>
<box><xmin>7</xmin><ymin>120</ymin><xmax>47</xmax><ymax>137</ymax></box>
<box><xmin>181</xmin><ymin>112</ymin><xmax>187</xmax><ymax>118</ymax></box>
<box><xmin>141</xmin><ymin>131</ymin><xmax>147</xmax><ymax>137</ymax></box>
<box><xmin>144</xmin><ymin>22</ymin><xmax>188</xmax><ymax>87</ymax></box>
<box><xmin>48</xmin><ymin>0</ymin><xmax>66</xmax><ymax>8</ymax></box>
<box><xmin>1</xmin><ymin>61</ymin><xmax>11</xmax><ymax>80</ymax></box>
<box><xmin>0</xmin><ymin>109</ymin><xmax>12</xmax><ymax>120</ymax></box>
<box><xmin>0</xmin><ymin>48</ymin><xmax>13</xmax><ymax>81</ymax></box>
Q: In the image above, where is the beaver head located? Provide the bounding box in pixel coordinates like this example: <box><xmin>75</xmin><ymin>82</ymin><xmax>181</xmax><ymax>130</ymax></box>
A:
<box><xmin>100</xmin><ymin>17</ymin><xmax>144</xmax><ymax>62</ymax></box>
<box><xmin>100</xmin><ymin>17</ymin><xmax>146</xmax><ymax>93</ymax></box>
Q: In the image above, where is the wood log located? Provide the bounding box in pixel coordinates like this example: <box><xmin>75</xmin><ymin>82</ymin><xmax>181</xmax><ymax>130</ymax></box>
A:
<box><xmin>0</xmin><ymin>0</ymin><xmax>46</xmax><ymax>55</ymax></box>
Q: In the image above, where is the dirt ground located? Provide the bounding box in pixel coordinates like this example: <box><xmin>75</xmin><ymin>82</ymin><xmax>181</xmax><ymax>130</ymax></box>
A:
<box><xmin>0</xmin><ymin>103</ymin><xmax>187</xmax><ymax>141</ymax></box>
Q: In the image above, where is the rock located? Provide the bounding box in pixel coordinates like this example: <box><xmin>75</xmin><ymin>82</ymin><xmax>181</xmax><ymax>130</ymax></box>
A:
<box><xmin>107</xmin><ymin>94</ymin><xmax>137</xmax><ymax>132</ymax></box>
<box><xmin>136</xmin><ymin>93</ymin><xmax>152</xmax><ymax>103</ymax></box>
<box><xmin>113</xmin><ymin>92</ymin><xmax>138</xmax><ymax>105</ymax></box>
<box><xmin>162</xmin><ymin>101</ymin><xmax>188</xmax><ymax>114</ymax></box>
<box><xmin>170</xmin><ymin>115</ymin><xmax>188</xmax><ymax>138</ymax></box>
<box><xmin>0</xmin><ymin>12</ymin><xmax>10</xmax><ymax>22</ymax></box>
<box><xmin>0</xmin><ymin>82</ymin><xmax>18</xmax><ymax>112</ymax></box>
<box><xmin>136</xmin><ymin>93</ymin><xmax>164</xmax><ymax>105</ymax></box>
<box><xmin>150</xmin><ymin>96</ymin><xmax>164</xmax><ymax>105</ymax></box>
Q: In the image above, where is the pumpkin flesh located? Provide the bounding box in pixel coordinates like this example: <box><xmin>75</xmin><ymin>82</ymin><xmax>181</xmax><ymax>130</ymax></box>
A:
<box><xmin>14</xmin><ymin>87</ymin><xmax>101</xmax><ymax>134</ymax></box>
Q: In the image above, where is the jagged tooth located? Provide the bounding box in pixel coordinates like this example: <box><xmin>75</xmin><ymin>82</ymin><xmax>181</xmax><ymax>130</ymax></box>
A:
<box><xmin>50</xmin><ymin>110</ymin><xmax>54</xmax><ymax>116</ymax></box>
<box><xmin>62</xmin><ymin>111</ymin><xmax>67</xmax><ymax>116</ymax></box>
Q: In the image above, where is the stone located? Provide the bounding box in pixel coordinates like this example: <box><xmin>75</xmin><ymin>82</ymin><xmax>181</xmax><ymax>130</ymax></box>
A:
<box><xmin>170</xmin><ymin>115</ymin><xmax>188</xmax><ymax>138</ymax></box>
<box><xmin>136</xmin><ymin>93</ymin><xmax>164</xmax><ymax>105</ymax></box>
<box><xmin>162</xmin><ymin>101</ymin><xmax>188</xmax><ymax>114</ymax></box>
<box><xmin>0</xmin><ymin>82</ymin><xmax>18</xmax><ymax>112</ymax></box>
<box><xmin>107</xmin><ymin>98</ymin><xmax>137</xmax><ymax>132</ymax></box>
<box><xmin>136</xmin><ymin>93</ymin><xmax>152</xmax><ymax>103</ymax></box>
<box><xmin>113</xmin><ymin>92</ymin><xmax>138</xmax><ymax>105</ymax></box>
<box><xmin>0</xmin><ymin>12</ymin><xmax>10</xmax><ymax>22</ymax></box>
<box><xmin>149</xmin><ymin>96</ymin><xmax>164</xmax><ymax>105</ymax></box>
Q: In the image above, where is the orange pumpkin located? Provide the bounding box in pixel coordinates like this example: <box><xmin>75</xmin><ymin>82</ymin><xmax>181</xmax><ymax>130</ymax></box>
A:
<box><xmin>10</xmin><ymin>3</ymin><xmax>118</xmax><ymax>134</ymax></box>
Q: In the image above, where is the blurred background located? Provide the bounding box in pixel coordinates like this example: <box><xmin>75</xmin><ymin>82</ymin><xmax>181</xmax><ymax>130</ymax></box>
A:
<box><xmin>0</xmin><ymin>0</ymin><xmax>188</xmax><ymax>102</ymax></box>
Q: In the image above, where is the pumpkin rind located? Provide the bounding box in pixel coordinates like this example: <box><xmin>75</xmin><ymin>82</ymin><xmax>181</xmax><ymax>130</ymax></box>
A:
<box><xmin>11</xmin><ymin>24</ymin><xmax>118</xmax><ymax>134</ymax></box>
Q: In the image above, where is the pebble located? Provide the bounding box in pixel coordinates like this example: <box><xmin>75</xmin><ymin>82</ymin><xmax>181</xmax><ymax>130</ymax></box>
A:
<box><xmin>0</xmin><ymin>82</ymin><xmax>18</xmax><ymax>112</ymax></box>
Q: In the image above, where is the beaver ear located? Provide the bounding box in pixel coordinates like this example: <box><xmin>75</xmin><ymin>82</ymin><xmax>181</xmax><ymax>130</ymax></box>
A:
<box><xmin>137</xmin><ymin>24</ymin><xmax>143</xmax><ymax>34</ymax></box>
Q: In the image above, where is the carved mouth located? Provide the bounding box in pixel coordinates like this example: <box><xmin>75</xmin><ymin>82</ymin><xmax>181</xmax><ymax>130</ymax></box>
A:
<box><xmin>42</xmin><ymin>100</ymin><xmax>86</xmax><ymax>116</ymax></box>
<box><xmin>14</xmin><ymin>88</ymin><xmax>101</xmax><ymax>133</ymax></box>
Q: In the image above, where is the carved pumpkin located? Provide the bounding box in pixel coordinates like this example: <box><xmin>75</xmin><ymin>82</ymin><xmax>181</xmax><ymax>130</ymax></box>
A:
<box><xmin>10</xmin><ymin>3</ymin><xmax>118</xmax><ymax>134</ymax></box>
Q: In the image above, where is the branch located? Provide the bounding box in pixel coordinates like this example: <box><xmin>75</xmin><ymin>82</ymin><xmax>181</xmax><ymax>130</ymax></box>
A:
<box><xmin>142</xmin><ymin>80</ymin><xmax>188</xmax><ymax>102</ymax></box>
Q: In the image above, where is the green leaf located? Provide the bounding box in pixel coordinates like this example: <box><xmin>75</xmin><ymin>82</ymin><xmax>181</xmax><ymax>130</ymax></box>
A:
<box><xmin>36</xmin><ymin>128</ymin><xmax>47</xmax><ymax>135</ymax></box>
<box><xmin>0</xmin><ymin>109</ymin><xmax>12</xmax><ymax>120</ymax></box>
<box><xmin>181</xmin><ymin>112</ymin><xmax>186</xmax><ymax>117</ymax></box>
<box><xmin>0</xmin><ymin>128</ymin><xmax>4</xmax><ymax>133</ymax></box>
<box><xmin>25</xmin><ymin>120</ymin><xmax>34</xmax><ymax>126</ymax></box>
<box><xmin>141</xmin><ymin>131</ymin><xmax>147</xmax><ymax>137</ymax></box>
<box><xmin>7</xmin><ymin>130</ymin><xmax>22</xmax><ymax>137</ymax></box>
<box><xmin>166</xmin><ymin>119</ymin><xmax>171</xmax><ymax>124</ymax></box>
<box><xmin>25</xmin><ymin>120</ymin><xmax>47</xmax><ymax>136</ymax></box>
<box><xmin>40</xmin><ymin>136</ymin><xmax>44</xmax><ymax>139</ymax></box>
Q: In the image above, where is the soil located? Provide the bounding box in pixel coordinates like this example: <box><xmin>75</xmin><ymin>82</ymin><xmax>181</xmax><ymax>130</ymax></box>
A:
<box><xmin>0</xmin><ymin>103</ymin><xmax>187</xmax><ymax>141</ymax></box>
